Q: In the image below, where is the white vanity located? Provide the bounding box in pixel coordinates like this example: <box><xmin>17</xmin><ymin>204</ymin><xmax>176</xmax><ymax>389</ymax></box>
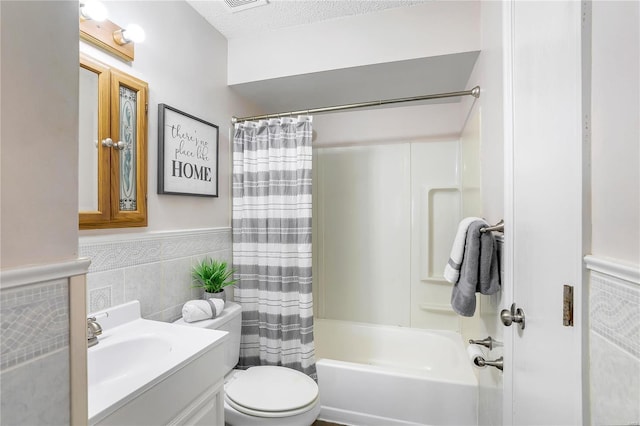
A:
<box><xmin>88</xmin><ymin>301</ymin><xmax>228</xmax><ymax>425</ymax></box>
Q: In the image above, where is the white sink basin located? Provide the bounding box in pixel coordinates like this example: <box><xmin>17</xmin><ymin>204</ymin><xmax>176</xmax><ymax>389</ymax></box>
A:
<box><xmin>89</xmin><ymin>334</ymin><xmax>173</xmax><ymax>388</ymax></box>
<box><xmin>87</xmin><ymin>301</ymin><xmax>228</xmax><ymax>424</ymax></box>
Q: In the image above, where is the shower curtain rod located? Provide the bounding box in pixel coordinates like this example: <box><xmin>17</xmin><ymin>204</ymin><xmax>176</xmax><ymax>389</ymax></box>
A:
<box><xmin>231</xmin><ymin>86</ymin><xmax>481</xmax><ymax>124</ymax></box>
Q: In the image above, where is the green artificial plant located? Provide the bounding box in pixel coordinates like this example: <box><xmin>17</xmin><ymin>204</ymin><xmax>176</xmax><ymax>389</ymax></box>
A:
<box><xmin>191</xmin><ymin>258</ymin><xmax>237</xmax><ymax>293</ymax></box>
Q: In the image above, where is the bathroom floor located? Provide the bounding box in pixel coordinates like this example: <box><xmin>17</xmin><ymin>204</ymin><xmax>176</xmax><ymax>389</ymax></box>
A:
<box><xmin>313</xmin><ymin>421</ymin><xmax>344</xmax><ymax>426</ymax></box>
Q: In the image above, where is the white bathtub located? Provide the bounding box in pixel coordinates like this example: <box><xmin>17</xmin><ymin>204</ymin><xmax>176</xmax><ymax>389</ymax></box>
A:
<box><xmin>314</xmin><ymin>319</ymin><xmax>478</xmax><ymax>426</ymax></box>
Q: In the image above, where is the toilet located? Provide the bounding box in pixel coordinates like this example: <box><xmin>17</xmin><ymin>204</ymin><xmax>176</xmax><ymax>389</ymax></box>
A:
<box><xmin>173</xmin><ymin>302</ymin><xmax>321</xmax><ymax>426</ymax></box>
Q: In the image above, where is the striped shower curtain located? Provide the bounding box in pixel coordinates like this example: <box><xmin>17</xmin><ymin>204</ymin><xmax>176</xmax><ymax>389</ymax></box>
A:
<box><xmin>232</xmin><ymin>116</ymin><xmax>316</xmax><ymax>378</ymax></box>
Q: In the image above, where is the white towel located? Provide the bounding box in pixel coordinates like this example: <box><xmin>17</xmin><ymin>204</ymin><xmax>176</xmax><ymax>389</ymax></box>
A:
<box><xmin>444</xmin><ymin>217</ymin><xmax>486</xmax><ymax>284</ymax></box>
<box><xmin>182</xmin><ymin>298</ymin><xmax>225</xmax><ymax>323</ymax></box>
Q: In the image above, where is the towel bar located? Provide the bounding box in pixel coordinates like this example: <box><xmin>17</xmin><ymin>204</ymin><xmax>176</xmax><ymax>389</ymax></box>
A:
<box><xmin>480</xmin><ymin>219</ymin><xmax>504</xmax><ymax>234</ymax></box>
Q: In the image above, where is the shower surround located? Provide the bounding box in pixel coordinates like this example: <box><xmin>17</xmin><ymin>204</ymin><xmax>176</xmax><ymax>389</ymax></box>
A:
<box><xmin>313</xmin><ymin>139</ymin><xmax>472</xmax><ymax>331</ymax></box>
<box><xmin>310</xmin><ymin>102</ymin><xmax>489</xmax><ymax>424</ymax></box>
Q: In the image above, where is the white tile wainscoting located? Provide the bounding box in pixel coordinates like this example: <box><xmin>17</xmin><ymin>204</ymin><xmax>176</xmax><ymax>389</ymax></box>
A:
<box><xmin>0</xmin><ymin>259</ymin><xmax>90</xmax><ymax>425</ymax></box>
<box><xmin>585</xmin><ymin>255</ymin><xmax>640</xmax><ymax>425</ymax></box>
<box><xmin>79</xmin><ymin>228</ymin><xmax>232</xmax><ymax>322</ymax></box>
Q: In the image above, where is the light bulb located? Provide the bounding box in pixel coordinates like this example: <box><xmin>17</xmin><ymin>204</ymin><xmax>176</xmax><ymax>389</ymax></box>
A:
<box><xmin>80</xmin><ymin>0</ymin><xmax>108</xmax><ymax>22</ymax></box>
<box><xmin>122</xmin><ymin>24</ymin><xmax>146</xmax><ymax>44</ymax></box>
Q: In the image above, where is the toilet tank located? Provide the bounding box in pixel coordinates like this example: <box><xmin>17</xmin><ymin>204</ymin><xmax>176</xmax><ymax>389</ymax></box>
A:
<box><xmin>173</xmin><ymin>301</ymin><xmax>242</xmax><ymax>373</ymax></box>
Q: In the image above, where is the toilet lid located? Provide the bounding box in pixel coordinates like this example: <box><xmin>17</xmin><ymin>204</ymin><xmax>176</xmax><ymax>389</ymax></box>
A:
<box><xmin>225</xmin><ymin>366</ymin><xmax>319</xmax><ymax>417</ymax></box>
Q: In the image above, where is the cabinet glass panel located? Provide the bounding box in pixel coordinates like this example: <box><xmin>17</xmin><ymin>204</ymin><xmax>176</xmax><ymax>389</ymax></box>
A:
<box><xmin>119</xmin><ymin>85</ymin><xmax>137</xmax><ymax>211</ymax></box>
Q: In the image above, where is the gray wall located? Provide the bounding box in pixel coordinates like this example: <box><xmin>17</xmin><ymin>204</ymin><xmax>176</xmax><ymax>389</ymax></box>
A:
<box><xmin>589</xmin><ymin>2</ymin><xmax>640</xmax><ymax>424</ymax></box>
<box><xmin>0</xmin><ymin>1</ymin><xmax>78</xmax><ymax>424</ymax></box>
<box><xmin>79</xmin><ymin>1</ymin><xmax>260</xmax><ymax>234</ymax></box>
<box><xmin>76</xmin><ymin>0</ymin><xmax>257</xmax><ymax>322</ymax></box>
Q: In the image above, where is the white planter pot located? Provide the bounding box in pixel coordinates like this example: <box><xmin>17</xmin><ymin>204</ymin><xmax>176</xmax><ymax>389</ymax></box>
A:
<box><xmin>203</xmin><ymin>289</ymin><xmax>226</xmax><ymax>302</ymax></box>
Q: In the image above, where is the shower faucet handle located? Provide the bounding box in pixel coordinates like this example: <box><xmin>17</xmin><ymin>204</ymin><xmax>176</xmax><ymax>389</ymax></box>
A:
<box><xmin>469</xmin><ymin>336</ymin><xmax>497</xmax><ymax>350</ymax></box>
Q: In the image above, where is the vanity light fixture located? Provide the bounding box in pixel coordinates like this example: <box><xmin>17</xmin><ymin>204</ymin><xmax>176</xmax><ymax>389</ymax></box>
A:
<box><xmin>80</xmin><ymin>0</ymin><xmax>108</xmax><ymax>22</ymax></box>
<box><xmin>113</xmin><ymin>24</ymin><xmax>146</xmax><ymax>45</ymax></box>
<box><xmin>79</xmin><ymin>3</ymin><xmax>145</xmax><ymax>62</ymax></box>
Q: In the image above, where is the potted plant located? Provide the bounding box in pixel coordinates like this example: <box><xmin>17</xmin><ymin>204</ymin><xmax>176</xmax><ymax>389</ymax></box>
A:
<box><xmin>191</xmin><ymin>258</ymin><xmax>237</xmax><ymax>302</ymax></box>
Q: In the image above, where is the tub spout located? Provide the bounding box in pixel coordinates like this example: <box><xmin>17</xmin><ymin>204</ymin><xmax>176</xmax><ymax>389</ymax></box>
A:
<box><xmin>475</xmin><ymin>356</ymin><xmax>503</xmax><ymax>371</ymax></box>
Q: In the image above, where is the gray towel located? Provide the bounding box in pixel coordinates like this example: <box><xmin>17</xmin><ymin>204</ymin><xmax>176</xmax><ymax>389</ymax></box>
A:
<box><xmin>451</xmin><ymin>220</ymin><xmax>501</xmax><ymax>317</ymax></box>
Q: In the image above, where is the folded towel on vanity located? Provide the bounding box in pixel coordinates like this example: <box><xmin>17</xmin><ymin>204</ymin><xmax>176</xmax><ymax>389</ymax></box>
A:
<box><xmin>450</xmin><ymin>220</ymin><xmax>501</xmax><ymax>317</ymax></box>
<box><xmin>182</xmin><ymin>298</ymin><xmax>225</xmax><ymax>323</ymax></box>
<box><xmin>444</xmin><ymin>217</ymin><xmax>484</xmax><ymax>284</ymax></box>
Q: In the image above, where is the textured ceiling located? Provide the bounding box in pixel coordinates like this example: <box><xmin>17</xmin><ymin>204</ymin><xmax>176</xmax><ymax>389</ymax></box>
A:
<box><xmin>187</xmin><ymin>0</ymin><xmax>427</xmax><ymax>39</ymax></box>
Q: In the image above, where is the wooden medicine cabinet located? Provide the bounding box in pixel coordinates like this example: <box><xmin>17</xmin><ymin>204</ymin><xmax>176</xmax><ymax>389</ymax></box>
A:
<box><xmin>79</xmin><ymin>54</ymin><xmax>148</xmax><ymax>229</ymax></box>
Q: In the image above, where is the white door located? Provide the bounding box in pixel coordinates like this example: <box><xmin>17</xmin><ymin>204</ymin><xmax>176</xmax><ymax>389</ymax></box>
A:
<box><xmin>503</xmin><ymin>1</ymin><xmax>587</xmax><ymax>424</ymax></box>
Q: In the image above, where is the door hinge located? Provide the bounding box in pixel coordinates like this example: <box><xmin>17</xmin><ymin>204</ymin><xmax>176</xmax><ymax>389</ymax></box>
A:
<box><xmin>145</xmin><ymin>103</ymin><xmax>148</xmax><ymax>113</ymax></box>
<box><xmin>563</xmin><ymin>285</ymin><xmax>574</xmax><ymax>326</ymax></box>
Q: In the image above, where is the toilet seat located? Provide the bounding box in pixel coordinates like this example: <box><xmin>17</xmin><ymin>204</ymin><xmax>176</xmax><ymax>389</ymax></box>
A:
<box><xmin>225</xmin><ymin>366</ymin><xmax>319</xmax><ymax>418</ymax></box>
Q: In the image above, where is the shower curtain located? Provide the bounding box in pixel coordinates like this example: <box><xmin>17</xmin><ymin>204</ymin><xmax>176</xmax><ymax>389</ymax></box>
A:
<box><xmin>232</xmin><ymin>116</ymin><xmax>316</xmax><ymax>378</ymax></box>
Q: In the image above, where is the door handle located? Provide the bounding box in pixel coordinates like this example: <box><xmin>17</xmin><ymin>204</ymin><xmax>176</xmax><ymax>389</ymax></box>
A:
<box><xmin>501</xmin><ymin>303</ymin><xmax>526</xmax><ymax>330</ymax></box>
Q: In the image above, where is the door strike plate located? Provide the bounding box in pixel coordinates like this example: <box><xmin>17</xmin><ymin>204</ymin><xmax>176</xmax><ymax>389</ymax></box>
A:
<box><xmin>563</xmin><ymin>285</ymin><xmax>574</xmax><ymax>326</ymax></box>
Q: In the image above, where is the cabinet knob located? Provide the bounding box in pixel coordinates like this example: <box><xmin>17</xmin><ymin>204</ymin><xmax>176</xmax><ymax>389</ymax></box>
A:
<box><xmin>101</xmin><ymin>138</ymin><xmax>125</xmax><ymax>150</ymax></box>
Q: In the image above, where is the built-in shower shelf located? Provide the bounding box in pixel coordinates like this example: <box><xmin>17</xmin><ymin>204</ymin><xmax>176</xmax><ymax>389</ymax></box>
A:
<box><xmin>419</xmin><ymin>303</ymin><xmax>455</xmax><ymax>314</ymax></box>
<box><xmin>421</xmin><ymin>276</ymin><xmax>450</xmax><ymax>284</ymax></box>
<box><xmin>420</xmin><ymin>185</ymin><xmax>461</xmax><ymax>282</ymax></box>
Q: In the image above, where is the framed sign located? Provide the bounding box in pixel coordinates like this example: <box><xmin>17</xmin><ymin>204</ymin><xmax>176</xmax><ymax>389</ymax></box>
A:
<box><xmin>158</xmin><ymin>104</ymin><xmax>219</xmax><ymax>197</ymax></box>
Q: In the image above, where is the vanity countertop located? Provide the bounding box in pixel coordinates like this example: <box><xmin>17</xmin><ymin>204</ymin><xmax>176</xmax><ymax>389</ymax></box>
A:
<box><xmin>88</xmin><ymin>300</ymin><xmax>228</xmax><ymax>423</ymax></box>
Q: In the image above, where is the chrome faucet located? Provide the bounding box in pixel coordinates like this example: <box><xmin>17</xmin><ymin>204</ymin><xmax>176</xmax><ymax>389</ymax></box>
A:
<box><xmin>87</xmin><ymin>317</ymin><xmax>103</xmax><ymax>347</ymax></box>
